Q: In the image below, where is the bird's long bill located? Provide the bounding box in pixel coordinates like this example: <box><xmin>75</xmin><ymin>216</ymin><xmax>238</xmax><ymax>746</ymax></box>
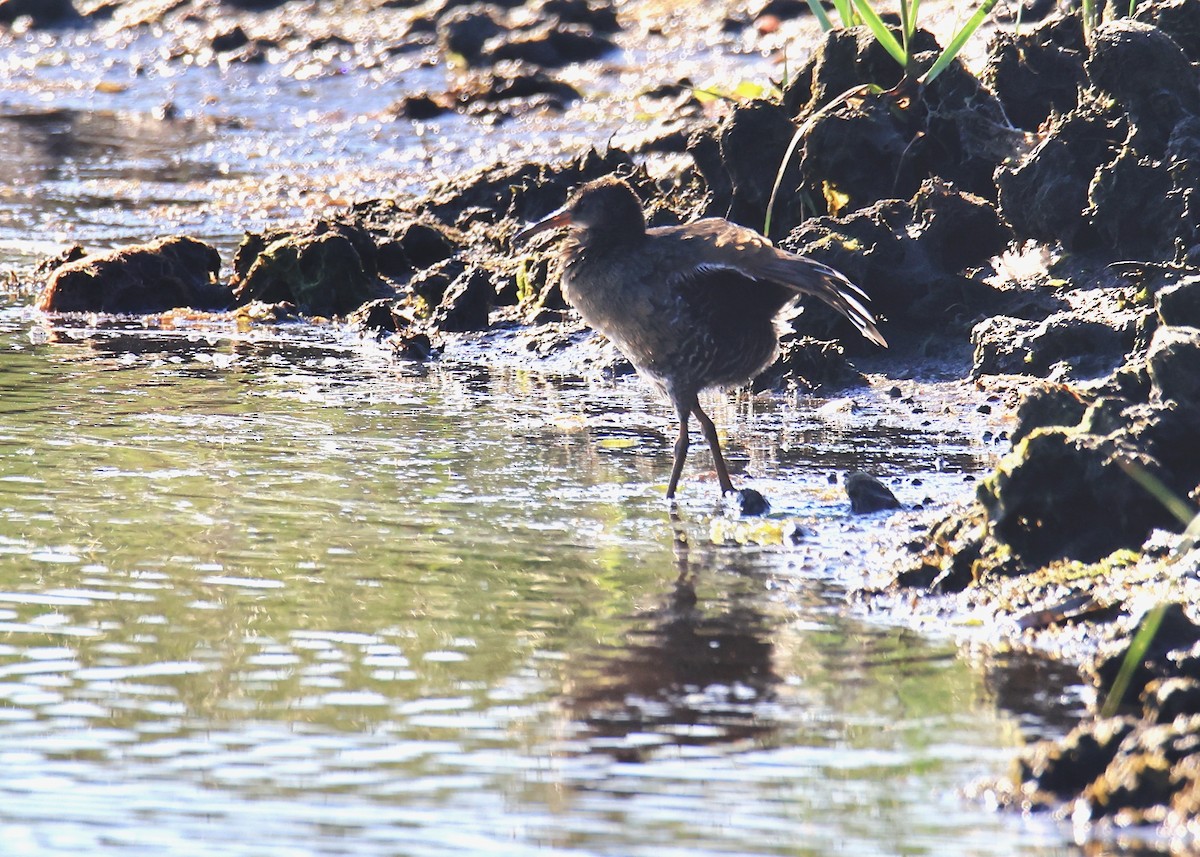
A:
<box><xmin>513</xmin><ymin>205</ymin><xmax>573</xmax><ymax>243</ymax></box>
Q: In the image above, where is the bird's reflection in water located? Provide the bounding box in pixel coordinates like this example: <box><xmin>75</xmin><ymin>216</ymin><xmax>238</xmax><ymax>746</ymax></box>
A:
<box><xmin>564</xmin><ymin>512</ymin><xmax>781</xmax><ymax>761</ymax></box>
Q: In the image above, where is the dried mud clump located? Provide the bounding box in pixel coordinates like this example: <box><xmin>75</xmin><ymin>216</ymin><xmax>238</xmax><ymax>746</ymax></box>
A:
<box><xmin>998</xmin><ymin>606</ymin><xmax>1200</xmax><ymax>834</ymax></box>
<box><xmin>981</xmin><ymin>15</ymin><xmax>1085</xmax><ymax>131</ymax></box>
<box><xmin>902</xmin><ymin>313</ymin><xmax>1200</xmax><ymax>827</ymax></box>
<box><xmin>231</xmin><ymin>220</ymin><xmax>390</xmax><ymax>318</ymax></box>
<box><xmin>783</xmin><ymin>178</ymin><xmax>1011</xmax><ymax>346</ymax></box>
<box><xmin>750</xmin><ymin>335</ymin><xmax>864</xmax><ymax>393</ymax></box>
<box><xmin>970</xmin><ymin>310</ymin><xmax>1139</xmax><ymax>379</ymax></box>
<box><xmin>692</xmin><ymin>26</ymin><xmax>1019</xmax><ymax>242</ymax></box>
<box><xmin>345</xmin><ymin>147</ymin><xmax>678</xmax><ymax>347</ymax></box>
<box><xmin>689</xmin><ymin>100</ymin><xmax>803</xmax><ymax>235</ymax></box>
<box><xmin>997</xmin><ymin>17</ymin><xmax>1200</xmax><ymax>258</ymax></box>
<box><xmin>907</xmin><ymin>318</ymin><xmax>1200</xmax><ymax>577</ymax></box>
<box><xmin>435</xmin><ymin>0</ymin><xmax>617</xmax><ymax>69</ymax></box>
<box><xmin>37</xmin><ymin>236</ymin><xmax>230</xmax><ymax>314</ymax></box>
<box><xmin>393</xmin><ymin>61</ymin><xmax>583</xmax><ymax>122</ymax></box>
<box><xmin>792</xmin><ymin>29</ymin><xmax>1017</xmax><ymax>218</ymax></box>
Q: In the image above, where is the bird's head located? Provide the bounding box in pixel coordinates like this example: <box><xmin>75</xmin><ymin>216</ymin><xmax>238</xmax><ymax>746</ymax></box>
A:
<box><xmin>513</xmin><ymin>176</ymin><xmax>647</xmax><ymax>244</ymax></box>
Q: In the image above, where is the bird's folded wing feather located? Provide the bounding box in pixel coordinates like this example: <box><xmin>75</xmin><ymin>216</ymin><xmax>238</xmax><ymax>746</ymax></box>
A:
<box><xmin>661</xmin><ymin>220</ymin><xmax>888</xmax><ymax>348</ymax></box>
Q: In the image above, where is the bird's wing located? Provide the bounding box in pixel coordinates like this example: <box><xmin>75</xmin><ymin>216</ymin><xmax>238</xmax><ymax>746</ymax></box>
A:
<box><xmin>659</xmin><ymin>219</ymin><xmax>888</xmax><ymax>349</ymax></box>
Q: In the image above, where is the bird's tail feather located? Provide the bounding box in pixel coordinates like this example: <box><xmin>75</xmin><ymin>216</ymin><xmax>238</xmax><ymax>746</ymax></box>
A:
<box><xmin>768</xmin><ymin>257</ymin><xmax>888</xmax><ymax>348</ymax></box>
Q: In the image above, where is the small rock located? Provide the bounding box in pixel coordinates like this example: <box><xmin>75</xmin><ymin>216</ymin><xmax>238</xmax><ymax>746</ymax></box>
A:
<box><xmin>730</xmin><ymin>487</ymin><xmax>770</xmax><ymax>517</ymax></box>
<box><xmin>432</xmin><ymin>266</ymin><xmax>494</xmax><ymax>332</ymax></box>
<box><xmin>845</xmin><ymin>471</ymin><xmax>901</xmax><ymax>514</ymax></box>
<box><xmin>1157</xmin><ymin>276</ymin><xmax>1200</xmax><ymax>328</ymax></box>
<box><xmin>1147</xmin><ymin>325</ymin><xmax>1200</xmax><ymax>406</ymax></box>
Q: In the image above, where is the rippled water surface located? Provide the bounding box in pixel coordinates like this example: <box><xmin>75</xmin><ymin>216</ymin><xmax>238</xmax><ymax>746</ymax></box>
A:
<box><xmin>0</xmin><ymin>303</ymin><xmax>1082</xmax><ymax>856</ymax></box>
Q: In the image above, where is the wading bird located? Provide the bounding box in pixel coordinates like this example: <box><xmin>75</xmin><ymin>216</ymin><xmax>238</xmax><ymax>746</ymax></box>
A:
<box><xmin>515</xmin><ymin>176</ymin><xmax>887</xmax><ymax>509</ymax></box>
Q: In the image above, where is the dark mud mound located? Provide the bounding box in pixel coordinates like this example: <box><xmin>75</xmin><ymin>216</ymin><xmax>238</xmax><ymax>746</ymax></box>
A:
<box><xmin>845</xmin><ymin>471</ymin><xmax>901</xmax><ymax>514</ymax></box>
<box><xmin>230</xmin><ymin>220</ymin><xmax>391</xmax><ymax>318</ymax></box>
<box><xmin>353</xmin><ymin>147</ymin><xmax>651</xmax><ymax>322</ymax></box>
<box><xmin>1000</xmin><ymin>605</ymin><xmax>1200</xmax><ymax>832</ymax></box>
<box><xmin>1133</xmin><ymin>0</ymin><xmax>1200</xmax><ymax>59</ymax></box>
<box><xmin>436</xmin><ymin>0</ymin><xmax>617</xmax><ymax>69</ymax></box>
<box><xmin>782</xmin><ymin>178</ymin><xmax>1011</xmax><ymax>346</ymax></box>
<box><xmin>0</xmin><ymin>0</ymin><xmax>81</xmax><ymax>27</ymax></box>
<box><xmin>970</xmin><ymin>307</ymin><xmax>1139</xmax><ymax>380</ymax></box>
<box><xmin>391</xmin><ymin>61</ymin><xmax>582</xmax><ymax>122</ymax></box>
<box><xmin>734</xmin><ymin>27</ymin><xmax>1019</xmax><ymax>236</ymax></box>
<box><xmin>896</xmin><ymin>312</ymin><xmax>1200</xmax><ymax>832</ymax></box>
<box><xmin>688</xmin><ymin>99</ymin><xmax>803</xmax><ymax>234</ymax></box>
<box><xmin>37</xmin><ymin>236</ymin><xmax>230</xmax><ymax>314</ymax></box>
<box><xmin>982</xmin><ymin>15</ymin><xmax>1085</xmax><ymax>131</ymax></box>
<box><xmin>750</xmin><ymin>334</ymin><xmax>864</xmax><ymax>393</ymax></box>
<box><xmin>904</xmin><ymin>312</ymin><xmax>1200</xmax><ymax>577</ymax></box>
<box><xmin>997</xmin><ymin>17</ymin><xmax>1200</xmax><ymax>258</ymax></box>
<box><xmin>679</xmin><ymin>23</ymin><xmax>1022</xmax><ymax>360</ymax></box>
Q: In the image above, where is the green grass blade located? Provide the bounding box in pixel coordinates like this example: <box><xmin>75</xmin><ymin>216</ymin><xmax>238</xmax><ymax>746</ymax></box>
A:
<box><xmin>805</xmin><ymin>0</ymin><xmax>835</xmax><ymax>31</ymax></box>
<box><xmin>830</xmin><ymin>0</ymin><xmax>856</xmax><ymax>27</ymax></box>
<box><xmin>919</xmin><ymin>0</ymin><xmax>1000</xmax><ymax>84</ymax></box>
<box><xmin>899</xmin><ymin>0</ymin><xmax>911</xmax><ymax>56</ymax></box>
<box><xmin>851</xmin><ymin>0</ymin><xmax>907</xmax><ymax>68</ymax></box>
<box><xmin>764</xmin><ymin>124</ymin><xmax>806</xmax><ymax>237</ymax></box>
<box><xmin>764</xmin><ymin>83</ymin><xmax>870</xmax><ymax>236</ymax></box>
<box><xmin>1100</xmin><ymin>604</ymin><xmax>1166</xmax><ymax>718</ymax></box>
<box><xmin>1179</xmin><ymin>510</ymin><xmax>1200</xmax><ymax>556</ymax></box>
<box><xmin>1119</xmin><ymin>460</ymin><xmax>1196</xmax><ymax>526</ymax></box>
<box><xmin>908</xmin><ymin>0</ymin><xmax>921</xmax><ymax>41</ymax></box>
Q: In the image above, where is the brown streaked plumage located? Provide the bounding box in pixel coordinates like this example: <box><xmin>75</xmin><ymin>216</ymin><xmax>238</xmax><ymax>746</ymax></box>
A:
<box><xmin>515</xmin><ymin>176</ymin><xmax>887</xmax><ymax>502</ymax></box>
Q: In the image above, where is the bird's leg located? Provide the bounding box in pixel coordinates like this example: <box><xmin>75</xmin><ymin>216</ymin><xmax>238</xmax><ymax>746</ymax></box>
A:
<box><xmin>666</xmin><ymin>399</ymin><xmax>691</xmax><ymax>499</ymax></box>
<box><xmin>692</xmin><ymin>403</ymin><xmax>735</xmax><ymax>495</ymax></box>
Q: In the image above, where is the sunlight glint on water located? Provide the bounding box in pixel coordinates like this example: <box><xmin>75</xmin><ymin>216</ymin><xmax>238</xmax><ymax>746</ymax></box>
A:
<box><xmin>0</xmin><ymin>306</ymin><xmax>1078</xmax><ymax>856</ymax></box>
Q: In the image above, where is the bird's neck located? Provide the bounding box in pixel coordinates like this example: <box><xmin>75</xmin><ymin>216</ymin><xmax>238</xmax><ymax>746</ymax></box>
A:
<box><xmin>567</xmin><ymin>223</ymin><xmax>646</xmax><ymax>263</ymax></box>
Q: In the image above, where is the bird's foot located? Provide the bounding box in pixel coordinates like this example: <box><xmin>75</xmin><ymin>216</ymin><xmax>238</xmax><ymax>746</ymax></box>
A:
<box><xmin>724</xmin><ymin>488</ymin><xmax>770</xmax><ymax>517</ymax></box>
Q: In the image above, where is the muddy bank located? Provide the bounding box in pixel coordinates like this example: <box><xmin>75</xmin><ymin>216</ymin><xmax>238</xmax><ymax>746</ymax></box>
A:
<box><xmin>16</xmin><ymin>0</ymin><xmax>1200</xmax><ymax>843</ymax></box>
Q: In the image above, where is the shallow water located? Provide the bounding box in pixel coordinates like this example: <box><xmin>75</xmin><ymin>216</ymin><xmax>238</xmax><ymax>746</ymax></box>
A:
<box><xmin>0</xmin><ymin>302</ymin><xmax>1084</xmax><ymax>856</ymax></box>
<box><xmin>0</xmin><ymin>10</ymin><xmax>1094</xmax><ymax>855</ymax></box>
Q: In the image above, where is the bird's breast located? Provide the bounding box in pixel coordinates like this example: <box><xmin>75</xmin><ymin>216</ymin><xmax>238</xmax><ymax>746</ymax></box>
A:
<box><xmin>562</xmin><ymin>259</ymin><xmax>680</xmax><ymax>371</ymax></box>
